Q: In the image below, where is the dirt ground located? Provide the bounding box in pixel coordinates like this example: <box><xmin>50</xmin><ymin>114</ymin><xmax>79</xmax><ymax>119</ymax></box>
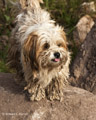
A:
<box><xmin>0</xmin><ymin>73</ymin><xmax>96</xmax><ymax>120</ymax></box>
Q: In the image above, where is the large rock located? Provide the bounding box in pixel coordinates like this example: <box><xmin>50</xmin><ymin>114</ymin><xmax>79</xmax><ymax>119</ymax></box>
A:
<box><xmin>73</xmin><ymin>15</ymin><xmax>94</xmax><ymax>46</ymax></box>
<box><xmin>0</xmin><ymin>73</ymin><xmax>96</xmax><ymax>120</ymax></box>
<box><xmin>81</xmin><ymin>1</ymin><xmax>96</xmax><ymax>13</ymax></box>
<box><xmin>70</xmin><ymin>23</ymin><xmax>96</xmax><ymax>94</ymax></box>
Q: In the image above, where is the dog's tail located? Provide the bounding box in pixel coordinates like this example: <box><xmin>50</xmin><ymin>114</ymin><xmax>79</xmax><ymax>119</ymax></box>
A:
<box><xmin>19</xmin><ymin>0</ymin><xmax>43</xmax><ymax>9</ymax></box>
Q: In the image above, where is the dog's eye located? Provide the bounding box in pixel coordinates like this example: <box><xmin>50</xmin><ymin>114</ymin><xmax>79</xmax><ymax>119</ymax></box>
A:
<box><xmin>58</xmin><ymin>43</ymin><xmax>62</xmax><ymax>47</ymax></box>
<box><xmin>43</xmin><ymin>43</ymin><xmax>50</xmax><ymax>50</ymax></box>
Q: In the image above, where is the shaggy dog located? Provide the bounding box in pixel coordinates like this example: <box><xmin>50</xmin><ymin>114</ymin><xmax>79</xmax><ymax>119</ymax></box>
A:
<box><xmin>8</xmin><ymin>0</ymin><xmax>70</xmax><ymax>101</ymax></box>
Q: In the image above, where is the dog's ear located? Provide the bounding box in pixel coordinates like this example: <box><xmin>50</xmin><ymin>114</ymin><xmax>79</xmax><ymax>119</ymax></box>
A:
<box><xmin>20</xmin><ymin>0</ymin><xmax>43</xmax><ymax>9</ymax></box>
<box><xmin>23</xmin><ymin>33</ymin><xmax>38</xmax><ymax>71</ymax></box>
<box><xmin>61</xmin><ymin>31</ymin><xmax>68</xmax><ymax>50</ymax></box>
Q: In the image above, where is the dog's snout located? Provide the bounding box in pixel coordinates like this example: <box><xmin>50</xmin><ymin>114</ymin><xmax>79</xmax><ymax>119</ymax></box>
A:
<box><xmin>54</xmin><ymin>52</ymin><xmax>60</xmax><ymax>58</ymax></box>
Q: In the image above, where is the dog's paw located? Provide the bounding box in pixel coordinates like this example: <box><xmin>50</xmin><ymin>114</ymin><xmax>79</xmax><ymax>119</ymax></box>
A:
<box><xmin>47</xmin><ymin>90</ymin><xmax>63</xmax><ymax>102</ymax></box>
<box><xmin>28</xmin><ymin>85</ymin><xmax>45</xmax><ymax>101</ymax></box>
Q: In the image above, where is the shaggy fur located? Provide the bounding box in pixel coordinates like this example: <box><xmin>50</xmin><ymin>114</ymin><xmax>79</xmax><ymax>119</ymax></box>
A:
<box><xmin>8</xmin><ymin>0</ymin><xmax>70</xmax><ymax>101</ymax></box>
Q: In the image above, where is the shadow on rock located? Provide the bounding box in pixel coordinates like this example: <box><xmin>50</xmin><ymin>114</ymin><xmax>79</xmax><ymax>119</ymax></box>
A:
<box><xmin>0</xmin><ymin>73</ymin><xmax>24</xmax><ymax>94</ymax></box>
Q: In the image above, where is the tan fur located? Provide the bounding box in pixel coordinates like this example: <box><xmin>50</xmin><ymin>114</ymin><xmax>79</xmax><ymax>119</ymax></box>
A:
<box><xmin>8</xmin><ymin>0</ymin><xmax>70</xmax><ymax>101</ymax></box>
<box><xmin>20</xmin><ymin>0</ymin><xmax>43</xmax><ymax>9</ymax></box>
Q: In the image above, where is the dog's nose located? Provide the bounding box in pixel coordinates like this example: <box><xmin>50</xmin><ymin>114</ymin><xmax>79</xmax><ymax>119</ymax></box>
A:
<box><xmin>54</xmin><ymin>52</ymin><xmax>60</xmax><ymax>58</ymax></box>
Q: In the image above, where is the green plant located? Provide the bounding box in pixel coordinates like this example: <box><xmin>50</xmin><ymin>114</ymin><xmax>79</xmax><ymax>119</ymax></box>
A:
<box><xmin>0</xmin><ymin>1</ymin><xmax>16</xmax><ymax>72</ymax></box>
<box><xmin>0</xmin><ymin>1</ymin><xmax>15</xmax><ymax>36</ymax></box>
<box><xmin>0</xmin><ymin>61</ymin><xmax>9</xmax><ymax>72</ymax></box>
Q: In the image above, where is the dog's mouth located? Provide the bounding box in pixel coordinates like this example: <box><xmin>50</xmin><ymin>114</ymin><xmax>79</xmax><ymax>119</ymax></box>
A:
<box><xmin>51</xmin><ymin>58</ymin><xmax>60</xmax><ymax>62</ymax></box>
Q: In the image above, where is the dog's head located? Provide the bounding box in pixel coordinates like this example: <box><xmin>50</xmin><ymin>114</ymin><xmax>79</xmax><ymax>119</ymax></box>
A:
<box><xmin>23</xmin><ymin>26</ymin><xmax>69</xmax><ymax>71</ymax></box>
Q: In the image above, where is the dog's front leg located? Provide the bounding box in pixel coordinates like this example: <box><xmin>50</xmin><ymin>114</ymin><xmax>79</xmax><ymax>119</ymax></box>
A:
<box><xmin>27</xmin><ymin>84</ymin><xmax>45</xmax><ymax>101</ymax></box>
<box><xmin>46</xmin><ymin>77</ymin><xmax>64</xmax><ymax>102</ymax></box>
<box><xmin>21</xmin><ymin>53</ymin><xmax>45</xmax><ymax>101</ymax></box>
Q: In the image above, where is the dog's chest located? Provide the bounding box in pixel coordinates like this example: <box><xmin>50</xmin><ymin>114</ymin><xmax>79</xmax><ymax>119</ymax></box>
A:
<box><xmin>38</xmin><ymin>68</ymin><xmax>60</xmax><ymax>88</ymax></box>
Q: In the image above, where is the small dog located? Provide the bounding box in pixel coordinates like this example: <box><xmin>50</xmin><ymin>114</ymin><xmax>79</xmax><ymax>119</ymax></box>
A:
<box><xmin>8</xmin><ymin>0</ymin><xmax>70</xmax><ymax>101</ymax></box>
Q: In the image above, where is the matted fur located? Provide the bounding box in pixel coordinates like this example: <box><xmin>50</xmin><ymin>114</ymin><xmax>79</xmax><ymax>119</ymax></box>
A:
<box><xmin>8</xmin><ymin>0</ymin><xmax>70</xmax><ymax>101</ymax></box>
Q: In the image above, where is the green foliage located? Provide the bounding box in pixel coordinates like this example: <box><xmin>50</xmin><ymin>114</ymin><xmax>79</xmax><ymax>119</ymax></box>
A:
<box><xmin>0</xmin><ymin>45</ymin><xmax>8</xmax><ymax>61</ymax></box>
<box><xmin>43</xmin><ymin>0</ymin><xmax>95</xmax><ymax>37</ymax></box>
<box><xmin>0</xmin><ymin>2</ymin><xmax>15</xmax><ymax>36</ymax></box>
<box><xmin>0</xmin><ymin>1</ymin><xmax>15</xmax><ymax>72</ymax></box>
<box><xmin>0</xmin><ymin>44</ymin><xmax>10</xmax><ymax>73</ymax></box>
<box><xmin>0</xmin><ymin>61</ymin><xmax>9</xmax><ymax>72</ymax></box>
<box><xmin>43</xmin><ymin>0</ymin><xmax>82</xmax><ymax>28</ymax></box>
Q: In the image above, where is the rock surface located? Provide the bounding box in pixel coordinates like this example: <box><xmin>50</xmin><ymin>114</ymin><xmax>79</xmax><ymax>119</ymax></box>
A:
<box><xmin>70</xmin><ymin>23</ymin><xmax>96</xmax><ymax>94</ymax></box>
<box><xmin>73</xmin><ymin>15</ymin><xmax>94</xmax><ymax>46</ymax></box>
<box><xmin>81</xmin><ymin>1</ymin><xmax>96</xmax><ymax>13</ymax></box>
<box><xmin>0</xmin><ymin>73</ymin><xmax>96</xmax><ymax>120</ymax></box>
